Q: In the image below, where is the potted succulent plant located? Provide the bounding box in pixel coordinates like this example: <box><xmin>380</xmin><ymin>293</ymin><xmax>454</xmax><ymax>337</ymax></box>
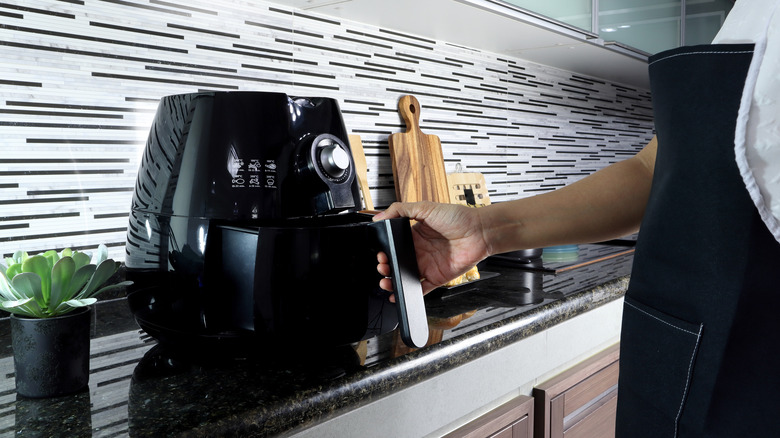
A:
<box><xmin>0</xmin><ymin>244</ymin><xmax>131</xmax><ymax>398</ymax></box>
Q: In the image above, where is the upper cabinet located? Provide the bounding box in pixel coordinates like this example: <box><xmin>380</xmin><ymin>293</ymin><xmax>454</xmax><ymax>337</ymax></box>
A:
<box><xmin>506</xmin><ymin>0</ymin><xmax>734</xmax><ymax>54</ymax></box>
<box><xmin>267</xmin><ymin>0</ymin><xmax>733</xmax><ymax>89</ymax></box>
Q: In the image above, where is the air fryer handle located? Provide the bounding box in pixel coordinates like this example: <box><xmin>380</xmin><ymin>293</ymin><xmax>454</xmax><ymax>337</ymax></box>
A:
<box><xmin>375</xmin><ymin>218</ymin><xmax>429</xmax><ymax>348</ymax></box>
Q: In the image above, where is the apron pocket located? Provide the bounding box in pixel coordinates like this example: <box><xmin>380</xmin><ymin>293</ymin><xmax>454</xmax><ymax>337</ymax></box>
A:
<box><xmin>617</xmin><ymin>296</ymin><xmax>704</xmax><ymax>438</ymax></box>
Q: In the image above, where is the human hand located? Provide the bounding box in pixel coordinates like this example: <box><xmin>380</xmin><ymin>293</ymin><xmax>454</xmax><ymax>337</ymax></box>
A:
<box><xmin>373</xmin><ymin>201</ymin><xmax>489</xmax><ymax>295</ymax></box>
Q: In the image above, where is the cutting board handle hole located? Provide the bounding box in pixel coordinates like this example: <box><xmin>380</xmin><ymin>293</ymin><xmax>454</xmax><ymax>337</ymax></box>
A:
<box><xmin>409</xmin><ymin>105</ymin><xmax>416</xmax><ymax>114</ymax></box>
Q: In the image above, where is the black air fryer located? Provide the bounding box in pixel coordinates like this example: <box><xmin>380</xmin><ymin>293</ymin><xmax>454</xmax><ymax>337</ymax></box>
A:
<box><xmin>125</xmin><ymin>92</ymin><xmax>428</xmax><ymax>353</ymax></box>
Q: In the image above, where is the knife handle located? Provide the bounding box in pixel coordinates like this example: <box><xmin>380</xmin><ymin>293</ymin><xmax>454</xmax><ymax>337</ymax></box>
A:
<box><xmin>373</xmin><ymin>218</ymin><xmax>429</xmax><ymax>348</ymax></box>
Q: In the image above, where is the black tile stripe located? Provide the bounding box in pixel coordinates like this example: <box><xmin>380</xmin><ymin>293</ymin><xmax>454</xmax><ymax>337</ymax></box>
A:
<box><xmin>334</xmin><ymin>34</ymin><xmax>394</xmax><ymax>50</ymax></box>
<box><xmin>90</xmin><ymin>72</ymin><xmax>239</xmax><ymax>90</ymax></box>
<box><xmin>0</xmin><ymin>10</ymin><xmax>21</xmax><ymax>19</ymax></box>
<box><xmin>96</xmin><ymin>0</ymin><xmax>190</xmax><ymax>17</ymax></box>
<box><xmin>0</xmin><ymin>78</ymin><xmax>42</xmax><ymax>87</ymax></box>
<box><xmin>0</xmin><ymin>121</ymin><xmax>144</xmax><ymax>130</ymax></box>
<box><xmin>379</xmin><ymin>27</ymin><xmax>437</xmax><ymax>45</ymax></box>
<box><xmin>196</xmin><ymin>44</ymin><xmax>294</xmax><ymax>62</ymax></box>
<box><xmin>232</xmin><ymin>43</ymin><xmax>294</xmax><ymax>57</ymax></box>
<box><xmin>346</xmin><ymin>29</ymin><xmax>434</xmax><ymax>51</ymax></box>
<box><xmin>1</xmin><ymin>158</ymin><xmax>129</xmax><ymax>163</ymax></box>
<box><xmin>149</xmin><ymin>0</ymin><xmax>217</xmax><ymax>15</ymax></box>
<box><xmin>396</xmin><ymin>52</ymin><xmax>462</xmax><ymax>67</ymax></box>
<box><xmin>26</xmin><ymin>139</ymin><xmax>143</xmax><ymax>144</ymax></box>
<box><xmin>0</xmin><ymin>2</ymin><xmax>75</xmax><ymax>18</ymax></box>
<box><xmin>7</xmin><ymin>101</ymin><xmax>136</xmax><ymax>112</ymax></box>
<box><xmin>89</xmin><ymin>21</ymin><xmax>184</xmax><ymax>39</ymax></box>
<box><xmin>0</xmin><ymin>224</ymin><xmax>29</xmax><ymax>231</ymax></box>
<box><xmin>0</xmin><ymin>196</ymin><xmax>91</xmax><ymax>205</ymax></box>
<box><xmin>1</xmin><ymin>212</ymin><xmax>81</xmax><ymax>221</ymax></box>
<box><xmin>329</xmin><ymin>61</ymin><xmax>396</xmax><ymax>74</ymax></box>
<box><xmin>166</xmin><ymin>22</ymin><xmax>240</xmax><ymax>39</ymax></box>
<box><xmin>94</xmin><ymin>212</ymin><xmax>131</xmax><ymax>219</ymax></box>
<box><xmin>287</xmin><ymin>10</ymin><xmax>341</xmax><ymax>26</ymax></box>
<box><xmin>27</xmin><ymin>188</ymin><xmax>134</xmax><ymax>195</ymax></box>
<box><xmin>0</xmin><ymin>24</ymin><xmax>188</xmax><ymax>53</ymax></box>
<box><xmin>239</xmin><ymin>63</ymin><xmax>333</xmax><ymax>79</ymax></box>
<box><xmin>358</xmin><ymin>73</ymin><xmax>461</xmax><ymax>92</ymax></box>
<box><xmin>0</xmin><ymin>108</ymin><xmax>124</xmax><ymax>118</ymax></box>
<box><xmin>0</xmin><ymin>170</ymin><xmax>125</xmax><ymax>176</ymax></box>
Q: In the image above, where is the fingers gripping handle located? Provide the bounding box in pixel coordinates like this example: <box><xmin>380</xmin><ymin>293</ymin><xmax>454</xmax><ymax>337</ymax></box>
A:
<box><xmin>376</xmin><ymin>218</ymin><xmax>429</xmax><ymax>348</ymax></box>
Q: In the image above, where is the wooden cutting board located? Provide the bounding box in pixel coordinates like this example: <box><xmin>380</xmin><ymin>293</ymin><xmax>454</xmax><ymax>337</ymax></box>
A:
<box><xmin>388</xmin><ymin>95</ymin><xmax>451</xmax><ymax>204</ymax></box>
<box><xmin>443</xmin><ymin>172</ymin><xmax>490</xmax><ymax>287</ymax></box>
<box><xmin>348</xmin><ymin>134</ymin><xmax>374</xmax><ymax>211</ymax></box>
<box><xmin>388</xmin><ymin>96</ymin><xmax>487</xmax><ymax>290</ymax></box>
<box><xmin>447</xmin><ymin>172</ymin><xmax>491</xmax><ymax>207</ymax></box>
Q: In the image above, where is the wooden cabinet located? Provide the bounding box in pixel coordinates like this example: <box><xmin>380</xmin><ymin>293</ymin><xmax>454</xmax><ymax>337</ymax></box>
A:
<box><xmin>444</xmin><ymin>395</ymin><xmax>534</xmax><ymax>438</ymax></box>
<box><xmin>533</xmin><ymin>344</ymin><xmax>620</xmax><ymax>438</ymax></box>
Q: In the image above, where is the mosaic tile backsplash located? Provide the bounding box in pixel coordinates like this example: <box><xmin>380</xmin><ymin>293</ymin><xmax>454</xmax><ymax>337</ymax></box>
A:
<box><xmin>0</xmin><ymin>0</ymin><xmax>654</xmax><ymax>260</ymax></box>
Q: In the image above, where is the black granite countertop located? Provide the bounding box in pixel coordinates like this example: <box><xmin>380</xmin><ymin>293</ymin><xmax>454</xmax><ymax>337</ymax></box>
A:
<box><xmin>0</xmin><ymin>244</ymin><xmax>633</xmax><ymax>438</ymax></box>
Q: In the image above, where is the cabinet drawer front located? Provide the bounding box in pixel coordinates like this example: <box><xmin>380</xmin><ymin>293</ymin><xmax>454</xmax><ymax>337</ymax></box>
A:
<box><xmin>563</xmin><ymin>361</ymin><xmax>619</xmax><ymax>417</ymax></box>
<box><xmin>534</xmin><ymin>344</ymin><xmax>620</xmax><ymax>438</ymax></box>
<box><xmin>564</xmin><ymin>395</ymin><xmax>617</xmax><ymax>438</ymax></box>
<box><xmin>444</xmin><ymin>395</ymin><xmax>533</xmax><ymax>438</ymax></box>
<box><xmin>490</xmin><ymin>424</ymin><xmax>513</xmax><ymax>438</ymax></box>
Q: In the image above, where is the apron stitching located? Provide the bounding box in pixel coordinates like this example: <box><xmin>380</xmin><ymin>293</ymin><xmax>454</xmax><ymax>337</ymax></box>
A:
<box><xmin>649</xmin><ymin>50</ymin><xmax>754</xmax><ymax>67</ymax></box>
<box><xmin>673</xmin><ymin>323</ymin><xmax>704</xmax><ymax>438</ymax></box>
<box><xmin>624</xmin><ymin>301</ymin><xmax>700</xmax><ymax>336</ymax></box>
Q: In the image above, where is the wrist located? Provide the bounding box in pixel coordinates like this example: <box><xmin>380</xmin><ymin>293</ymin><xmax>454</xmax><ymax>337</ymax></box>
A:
<box><xmin>476</xmin><ymin>203</ymin><xmax>525</xmax><ymax>257</ymax></box>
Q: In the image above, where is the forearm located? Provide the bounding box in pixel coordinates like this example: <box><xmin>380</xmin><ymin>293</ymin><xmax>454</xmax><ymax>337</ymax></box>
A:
<box><xmin>479</xmin><ymin>138</ymin><xmax>657</xmax><ymax>255</ymax></box>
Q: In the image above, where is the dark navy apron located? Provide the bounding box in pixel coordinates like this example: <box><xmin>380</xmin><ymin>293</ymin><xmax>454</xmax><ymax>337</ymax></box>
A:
<box><xmin>616</xmin><ymin>44</ymin><xmax>780</xmax><ymax>437</ymax></box>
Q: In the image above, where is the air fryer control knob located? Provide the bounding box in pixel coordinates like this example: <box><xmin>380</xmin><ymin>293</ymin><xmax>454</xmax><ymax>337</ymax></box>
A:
<box><xmin>319</xmin><ymin>141</ymin><xmax>350</xmax><ymax>179</ymax></box>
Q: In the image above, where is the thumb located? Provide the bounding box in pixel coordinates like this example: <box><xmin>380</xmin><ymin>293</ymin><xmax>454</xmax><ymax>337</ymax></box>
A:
<box><xmin>373</xmin><ymin>202</ymin><xmax>409</xmax><ymax>221</ymax></box>
<box><xmin>373</xmin><ymin>201</ymin><xmax>433</xmax><ymax>221</ymax></box>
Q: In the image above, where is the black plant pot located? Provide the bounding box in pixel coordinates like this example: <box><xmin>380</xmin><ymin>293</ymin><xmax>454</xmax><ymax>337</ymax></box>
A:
<box><xmin>10</xmin><ymin>307</ymin><xmax>92</xmax><ymax>398</ymax></box>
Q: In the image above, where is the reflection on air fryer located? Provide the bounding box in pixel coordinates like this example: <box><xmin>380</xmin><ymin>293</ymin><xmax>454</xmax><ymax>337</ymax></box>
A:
<box><xmin>388</xmin><ymin>247</ymin><xmax>635</xmax><ymax>358</ymax></box>
<box><xmin>389</xmin><ymin>266</ymin><xmax>550</xmax><ymax>357</ymax></box>
<box><xmin>425</xmin><ymin>265</ymin><xmax>548</xmax><ymax>321</ymax></box>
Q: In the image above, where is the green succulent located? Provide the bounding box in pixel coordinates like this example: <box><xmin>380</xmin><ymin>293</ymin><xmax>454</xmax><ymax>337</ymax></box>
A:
<box><xmin>0</xmin><ymin>244</ymin><xmax>132</xmax><ymax>318</ymax></box>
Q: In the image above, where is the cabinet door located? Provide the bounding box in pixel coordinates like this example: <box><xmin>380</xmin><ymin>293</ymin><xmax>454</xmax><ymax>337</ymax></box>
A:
<box><xmin>489</xmin><ymin>414</ymin><xmax>531</xmax><ymax>438</ymax></box>
<box><xmin>533</xmin><ymin>343</ymin><xmax>620</xmax><ymax>438</ymax></box>
<box><xmin>444</xmin><ymin>395</ymin><xmax>534</xmax><ymax>438</ymax></box>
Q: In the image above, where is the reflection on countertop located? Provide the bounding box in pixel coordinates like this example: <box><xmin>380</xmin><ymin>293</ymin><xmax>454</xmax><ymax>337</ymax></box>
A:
<box><xmin>0</xmin><ymin>244</ymin><xmax>633</xmax><ymax>438</ymax></box>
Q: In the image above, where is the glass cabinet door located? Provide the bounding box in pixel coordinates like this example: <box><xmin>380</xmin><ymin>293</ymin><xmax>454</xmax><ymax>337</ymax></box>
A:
<box><xmin>598</xmin><ymin>0</ymin><xmax>682</xmax><ymax>54</ymax></box>
<box><xmin>684</xmin><ymin>0</ymin><xmax>734</xmax><ymax>46</ymax></box>
<box><xmin>502</xmin><ymin>0</ymin><xmax>733</xmax><ymax>55</ymax></box>
<box><xmin>503</xmin><ymin>0</ymin><xmax>594</xmax><ymax>32</ymax></box>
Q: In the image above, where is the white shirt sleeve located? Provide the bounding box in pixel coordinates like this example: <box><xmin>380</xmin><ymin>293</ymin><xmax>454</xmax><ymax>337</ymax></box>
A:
<box><xmin>713</xmin><ymin>0</ymin><xmax>780</xmax><ymax>243</ymax></box>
